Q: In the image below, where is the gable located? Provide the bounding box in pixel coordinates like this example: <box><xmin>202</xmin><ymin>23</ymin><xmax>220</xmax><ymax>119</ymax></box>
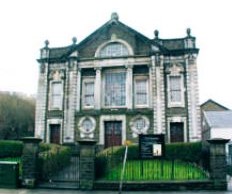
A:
<box><xmin>201</xmin><ymin>99</ymin><xmax>229</xmax><ymax>112</ymax></box>
<box><xmin>77</xmin><ymin>17</ymin><xmax>152</xmax><ymax>58</ymax></box>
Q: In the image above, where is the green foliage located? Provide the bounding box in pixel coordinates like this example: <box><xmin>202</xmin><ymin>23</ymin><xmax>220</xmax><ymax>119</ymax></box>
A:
<box><xmin>165</xmin><ymin>142</ymin><xmax>203</xmax><ymax>163</ymax></box>
<box><xmin>38</xmin><ymin>143</ymin><xmax>72</xmax><ymax>179</ymax></box>
<box><xmin>103</xmin><ymin>159</ymin><xmax>208</xmax><ymax>181</ymax></box>
<box><xmin>96</xmin><ymin>142</ymin><xmax>205</xmax><ymax>180</ymax></box>
<box><xmin>0</xmin><ymin>92</ymin><xmax>35</xmax><ymax>140</ymax></box>
<box><xmin>0</xmin><ymin>140</ymin><xmax>23</xmax><ymax>158</ymax></box>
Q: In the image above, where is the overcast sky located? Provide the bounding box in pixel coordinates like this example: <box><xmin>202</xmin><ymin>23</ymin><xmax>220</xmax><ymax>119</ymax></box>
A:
<box><xmin>0</xmin><ymin>0</ymin><xmax>231</xmax><ymax>108</ymax></box>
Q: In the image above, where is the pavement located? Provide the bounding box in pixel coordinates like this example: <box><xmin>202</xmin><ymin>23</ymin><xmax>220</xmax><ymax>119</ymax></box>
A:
<box><xmin>1</xmin><ymin>179</ymin><xmax>232</xmax><ymax>194</ymax></box>
<box><xmin>0</xmin><ymin>189</ymin><xmax>232</xmax><ymax>194</ymax></box>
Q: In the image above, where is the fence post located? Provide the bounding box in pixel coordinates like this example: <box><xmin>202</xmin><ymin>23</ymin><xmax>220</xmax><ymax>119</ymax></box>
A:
<box><xmin>21</xmin><ymin>137</ymin><xmax>42</xmax><ymax>188</ymax></box>
<box><xmin>78</xmin><ymin>139</ymin><xmax>97</xmax><ymax>190</ymax></box>
<box><xmin>207</xmin><ymin>138</ymin><xmax>230</xmax><ymax>190</ymax></box>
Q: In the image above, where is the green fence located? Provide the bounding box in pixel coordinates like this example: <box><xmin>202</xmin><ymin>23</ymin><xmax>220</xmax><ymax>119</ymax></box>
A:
<box><xmin>96</xmin><ymin>152</ymin><xmax>209</xmax><ymax>181</ymax></box>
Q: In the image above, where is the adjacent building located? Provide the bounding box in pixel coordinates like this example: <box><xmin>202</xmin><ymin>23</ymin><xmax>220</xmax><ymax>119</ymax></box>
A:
<box><xmin>35</xmin><ymin>13</ymin><xmax>201</xmax><ymax>147</ymax></box>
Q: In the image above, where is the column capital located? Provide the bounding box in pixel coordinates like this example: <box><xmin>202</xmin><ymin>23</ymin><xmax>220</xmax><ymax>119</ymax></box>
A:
<box><xmin>94</xmin><ymin>67</ymin><xmax>102</xmax><ymax>72</ymax></box>
<box><xmin>125</xmin><ymin>64</ymin><xmax>133</xmax><ymax>69</ymax></box>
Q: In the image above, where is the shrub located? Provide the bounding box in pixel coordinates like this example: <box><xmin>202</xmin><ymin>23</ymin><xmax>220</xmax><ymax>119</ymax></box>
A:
<box><xmin>38</xmin><ymin>143</ymin><xmax>72</xmax><ymax>179</ymax></box>
<box><xmin>165</xmin><ymin>142</ymin><xmax>203</xmax><ymax>163</ymax></box>
<box><xmin>0</xmin><ymin>140</ymin><xmax>23</xmax><ymax>158</ymax></box>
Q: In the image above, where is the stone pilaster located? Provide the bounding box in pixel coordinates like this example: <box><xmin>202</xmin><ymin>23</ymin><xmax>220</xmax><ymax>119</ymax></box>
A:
<box><xmin>78</xmin><ymin>140</ymin><xmax>97</xmax><ymax>190</ymax></box>
<box><xmin>76</xmin><ymin>68</ymin><xmax>81</xmax><ymax>112</ymax></box>
<box><xmin>94</xmin><ymin>67</ymin><xmax>102</xmax><ymax>110</ymax></box>
<box><xmin>151</xmin><ymin>55</ymin><xmax>165</xmax><ymax>135</ymax></box>
<box><xmin>35</xmin><ymin>62</ymin><xmax>48</xmax><ymax>141</ymax></box>
<box><xmin>185</xmin><ymin>55</ymin><xmax>201</xmax><ymax>141</ymax></box>
<box><xmin>21</xmin><ymin>137</ymin><xmax>42</xmax><ymax>188</ymax></box>
<box><xmin>126</xmin><ymin>65</ymin><xmax>133</xmax><ymax>109</ymax></box>
<box><xmin>63</xmin><ymin>60</ymin><xmax>78</xmax><ymax>143</ymax></box>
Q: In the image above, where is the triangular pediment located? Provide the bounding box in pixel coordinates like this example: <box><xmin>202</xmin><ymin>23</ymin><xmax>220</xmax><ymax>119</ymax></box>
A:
<box><xmin>75</xmin><ymin>14</ymin><xmax>153</xmax><ymax>58</ymax></box>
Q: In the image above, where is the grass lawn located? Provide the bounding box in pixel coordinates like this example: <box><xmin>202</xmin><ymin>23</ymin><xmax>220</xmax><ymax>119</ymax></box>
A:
<box><xmin>103</xmin><ymin>159</ymin><xmax>208</xmax><ymax>181</ymax></box>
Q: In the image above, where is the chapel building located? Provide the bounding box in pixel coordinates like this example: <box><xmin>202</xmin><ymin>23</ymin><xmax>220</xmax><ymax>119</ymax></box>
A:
<box><xmin>35</xmin><ymin>13</ymin><xmax>201</xmax><ymax>147</ymax></box>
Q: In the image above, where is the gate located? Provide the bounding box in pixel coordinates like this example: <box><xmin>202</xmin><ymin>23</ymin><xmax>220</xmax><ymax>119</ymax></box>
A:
<box><xmin>38</xmin><ymin>147</ymin><xmax>80</xmax><ymax>189</ymax></box>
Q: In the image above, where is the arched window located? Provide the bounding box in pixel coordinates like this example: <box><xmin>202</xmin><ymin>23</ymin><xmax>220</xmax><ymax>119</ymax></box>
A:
<box><xmin>99</xmin><ymin>42</ymin><xmax>129</xmax><ymax>57</ymax></box>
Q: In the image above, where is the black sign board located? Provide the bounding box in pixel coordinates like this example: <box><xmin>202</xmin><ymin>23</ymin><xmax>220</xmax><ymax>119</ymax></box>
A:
<box><xmin>139</xmin><ymin>134</ymin><xmax>165</xmax><ymax>159</ymax></box>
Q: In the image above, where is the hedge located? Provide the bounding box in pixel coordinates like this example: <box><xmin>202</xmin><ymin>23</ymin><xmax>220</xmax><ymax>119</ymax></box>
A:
<box><xmin>0</xmin><ymin>140</ymin><xmax>23</xmax><ymax>158</ymax></box>
<box><xmin>38</xmin><ymin>143</ymin><xmax>72</xmax><ymax>180</ymax></box>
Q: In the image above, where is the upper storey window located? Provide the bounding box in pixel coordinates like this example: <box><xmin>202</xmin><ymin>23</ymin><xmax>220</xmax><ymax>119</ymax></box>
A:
<box><xmin>167</xmin><ymin>75</ymin><xmax>185</xmax><ymax>107</ymax></box>
<box><xmin>99</xmin><ymin>42</ymin><xmax>129</xmax><ymax>57</ymax></box>
<box><xmin>50</xmin><ymin>82</ymin><xmax>63</xmax><ymax>110</ymax></box>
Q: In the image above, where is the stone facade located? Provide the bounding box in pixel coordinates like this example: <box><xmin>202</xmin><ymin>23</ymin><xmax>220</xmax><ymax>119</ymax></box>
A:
<box><xmin>35</xmin><ymin>13</ymin><xmax>201</xmax><ymax>147</ymax></box>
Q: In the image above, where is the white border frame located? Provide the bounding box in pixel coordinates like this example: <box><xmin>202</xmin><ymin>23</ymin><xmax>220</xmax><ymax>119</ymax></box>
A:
<box><xmin>78</xmin><ymin>116</ymin><xmax>96</xmax><ymax>134</ymax></box>
<box><xmin>46</xmin><ymin>118</ymin><xmax>63</xmax><ymax>144</ymax></box>
<box><xmin>102</xmin><ymin>69</ymin><xmax>127</xmax><ymax>108</ymax></box>
<box><xmin>82</xmin><ymin>76</ymin><xmax>95</xmax><ymax>109</ymax></box>
<box><xmin>134</xmin><ymin>75</ymin><xmax>149</xmax><ymax>108</ymax></box>
<box><xmin>129</xmin><ymin>115</ymin><xmax>150</xmax><ymax>135</ymax></box>
<box><xmin>99</xmin><ymin>115</ymin><xmax>126</xmax><ymax>146</ymax></box>
<box><xmin>167</xmin><ymin>116</ymin><xmax>187</xmax><ymax>143</ymax></box>
<box><xmin>49</xmin><ymin>80</ymin><xmax>64</xmax><ymax>110</ymax></box>
<box><xmin>95</xmin><ymin>39</ymin><xmax>134</xmax><ymax>57</ymax></box>
<box><xmin>167</xmin><ymin>74</ymin><xmax>185</xmax><ymax>107</ymax></box>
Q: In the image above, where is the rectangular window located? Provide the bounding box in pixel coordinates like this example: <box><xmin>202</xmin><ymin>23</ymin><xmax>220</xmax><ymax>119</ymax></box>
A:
<box><xmin>83</xmin><ymin>80</ymin><xmax>94</xmax><ymax>108</ymax></box>
<box><xmin>135</xmin><ymin>77</ymin><xmax>148</xmax><ymax>106</ymax></box>
<box><xmin>51</xmin><ymin>82</ymin><xmax>63</xmax><ymax>109</ymax></box>
<box><xmin>104</xmin><ymin>71</ymin><xmax>126</xmax><ymax>107</ymax></box>
<box><xmin>168</xmin><ymin>75</ymin><xmax>184</xmax><ymax>106</ymax></box>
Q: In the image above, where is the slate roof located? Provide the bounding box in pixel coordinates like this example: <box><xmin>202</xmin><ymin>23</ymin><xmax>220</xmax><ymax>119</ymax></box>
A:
<box><xmin>201</xmin><ymin>99</ymin><xmax>230</xmax><ymax>111</ymax></box>
<box><xmin>204</xmin><ymin>111</ymin><xmax>232</xmax><ymax>128</ymax></box>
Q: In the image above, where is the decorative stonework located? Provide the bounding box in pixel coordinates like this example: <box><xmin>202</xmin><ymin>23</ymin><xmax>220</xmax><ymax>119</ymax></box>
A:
<box><xmin>78</xmin><ymin>116</ymin><xmax>96</xmax><ymax>139</ymax></box>
<box><xmin>165</xmin><ymin>63</ymin><xmax>184</xmax><ymax>74</ymax></box>
<box><xmin>49</xmin><ymin>70</ymin><xmax>65</xmax><ymax>80</ymax></box>
<box><xmin>130</xmin><ymin>115</ymin><xmax>150</xmax><ymax>138</ymax></box>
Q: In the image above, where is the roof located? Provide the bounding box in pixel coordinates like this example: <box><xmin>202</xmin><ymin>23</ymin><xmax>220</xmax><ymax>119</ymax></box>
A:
<box><xmin>201</xmin><ymin>99</ymin><xmax>230</xmax><ymax>111</ymax></box>
<box><xmin>39</xmin><ymin>13</ymin><xmax>199</xmax><ymax>61</ymax></box>
<box><xmin>204</xmin><ymin>111</ymin><xmax>232</xmax><ymax>128</ymax></box>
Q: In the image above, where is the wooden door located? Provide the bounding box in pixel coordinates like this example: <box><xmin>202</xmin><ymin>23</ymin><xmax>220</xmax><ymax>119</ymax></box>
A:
<box><xmin>50</xmin><ymin>124</ymin><xmax>60</xmax><ymax>144</ymax></box>
<box><xmin>104</xmin><ymin>121</ymin><xmax>122</xmax><ymax>148</ymax></box>
<box><xmin>170</xmin><ymin>122</ymin><xmax>184</xmax><ymax>143</ymax></box>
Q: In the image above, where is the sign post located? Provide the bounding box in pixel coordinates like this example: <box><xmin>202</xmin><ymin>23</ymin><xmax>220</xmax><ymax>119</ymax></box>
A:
<box><xmin>118</xmin><ymin>140</ymin><xmax>131</xmax><ymax>194</ymax></box>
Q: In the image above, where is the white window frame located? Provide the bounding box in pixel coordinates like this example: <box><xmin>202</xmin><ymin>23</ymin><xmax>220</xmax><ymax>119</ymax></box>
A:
<box><xmin>82</xmin><ymin>77</ymin><xmax>95</xmax><ymax>109</ymax></box>
<box><xmin>95</xmin><ymin>39</ymin><xmax>133</xmax><ymax>57</ymax></box>
<box><xmin>167</xmin><ymin>74</ymin><xmax>185</xmax><ymax>107</ymax></box>
<box><xmin>134</xmin><ymin>75</ymin><xmax>149</xmax><ymax>108</ymax></box>
<box><xmin>99</xmin><ymin>42</ymin><xmax>129</xmax><ymax>57</ymax></box>
<box><xmin>49</xmin><ymin>81</ymin><xmax>63</xmax><ymax>110</ymax></box>
<box><xmin>102</xmin><ymin>69</ymin><xmax>126</xmax><ymax>108</ymax></box>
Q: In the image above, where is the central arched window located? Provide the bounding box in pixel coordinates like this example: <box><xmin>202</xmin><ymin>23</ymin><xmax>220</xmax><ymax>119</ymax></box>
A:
<box><xmin>99</xmin><ymin>42</ymin><xmax>129</xmax><ymax>57</ymax></box>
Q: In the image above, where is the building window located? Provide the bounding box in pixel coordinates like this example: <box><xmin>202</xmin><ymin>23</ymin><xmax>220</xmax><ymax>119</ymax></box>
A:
<box><xmin>134</xmin><ymin>77</ymin><xmax>149</xmax><ymax>106</ymax></box>
<box><xmin>50</xmin><ymin>82</ymin><xmax>63</xmax><ymax>109</ymax></box>
<box><xmin>104</xmin><ymin>70</ymin><xmax>126</xmax><ymax>107</ymax></box>
<box><xmin>168</xmin><ymin>75</ymin><xmax>184</xmax><ymax>107</ymax></box>
<box><xmin>99</xmin><ymin>42</ymin><xmax>129</xmax><ymax>57</ymax></box>
<box><xmin>82</xmin><ymin>78</ymin><xmax>95</xmax><ymax>108</ymax></box>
